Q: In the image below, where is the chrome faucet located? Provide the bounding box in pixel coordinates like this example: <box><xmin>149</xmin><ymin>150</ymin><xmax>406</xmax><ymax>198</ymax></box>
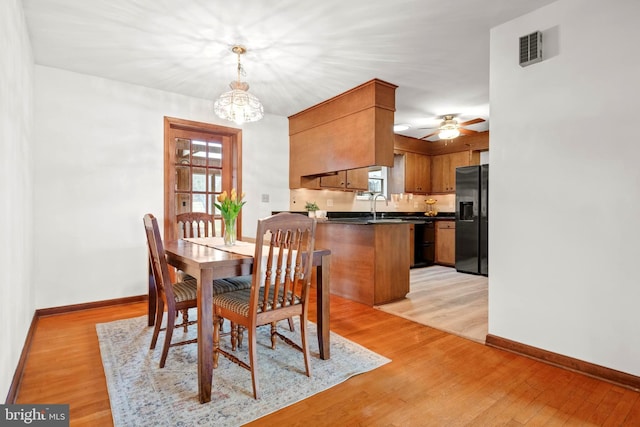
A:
<box><xmin>370</xmin><ymin>193</ymin><xmax>388</xmax><ymax>221</ymax></box>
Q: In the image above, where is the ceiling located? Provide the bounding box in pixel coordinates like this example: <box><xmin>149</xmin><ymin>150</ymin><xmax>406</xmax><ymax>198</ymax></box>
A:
<box><xmin>22</xmin><ymin>0</ymin><xmax>556</xmax><ymax>140</ymax></box>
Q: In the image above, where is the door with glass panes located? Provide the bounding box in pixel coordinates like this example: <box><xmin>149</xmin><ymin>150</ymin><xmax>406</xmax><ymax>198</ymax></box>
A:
<box><xmin>164</xmin><ymin>117</ymin><xmax>242</xmax><ymax>241</ymax></box>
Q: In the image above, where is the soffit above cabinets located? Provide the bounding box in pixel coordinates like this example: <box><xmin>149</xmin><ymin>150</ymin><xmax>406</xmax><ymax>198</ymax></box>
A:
<box><xmin>289</xmin><ymin>79</ymin><xmax>397</xmax><ymax>189</ymax></box>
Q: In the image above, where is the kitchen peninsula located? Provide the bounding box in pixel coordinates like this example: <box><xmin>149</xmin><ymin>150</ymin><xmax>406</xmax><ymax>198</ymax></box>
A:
<box><xmin>315</xmin><ymin>218</ymin><xmax>410</xmax><ymax>306</ymax></box>
<box><xmin>286</xmin><ymin>79</ymin><xmax>484</xmax><ymax>307</ymax></box>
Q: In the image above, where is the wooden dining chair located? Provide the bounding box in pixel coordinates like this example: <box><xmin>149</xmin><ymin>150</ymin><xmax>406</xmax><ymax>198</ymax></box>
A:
<box><xmin>144</xmin><ymin>213</ymin><xmax>250</xmax><ymax>368</ymax></box>
<box><xmin>176</xmin><ymin>212</ymin><xmax>215</xmax><ymax>238</ymax></box>
<box><xmin>212</xmin><ymin>212</ymin><xmax>317</xmax><ymax>399</ymax></box>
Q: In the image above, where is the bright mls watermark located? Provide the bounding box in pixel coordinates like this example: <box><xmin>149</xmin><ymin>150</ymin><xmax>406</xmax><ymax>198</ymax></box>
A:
<box><xmin>1</xmin><ymin>405</ymin><xmax>69</xmax><ymax>426</ymax></box>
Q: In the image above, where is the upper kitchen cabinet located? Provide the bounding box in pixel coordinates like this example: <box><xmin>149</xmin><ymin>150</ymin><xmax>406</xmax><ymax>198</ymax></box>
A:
<box><xmin>431</xmin><ymin>151</ymin><xmax>479</xmax><ymax>193</ymax></box>
<box><xmin>404</xmin><ymin>151</ymin><xmax>431</xmax><ymax>194</ymax></box>
<box><xmin>389</xmin><ymin>134</ymin><xmax>431</xmax><ymax>195</ymax></box>
<box><xmin>289</xmin><ymin>79</ymin><xmax>397</xmax><ymax>189</ymax></box>
<box><xmin>391</xmin><ymin>131</ymin><xmax>489</xmax><ymax>194</ymax></box>
<box><xmin>390</xmin><ymin>151</ymin><xmax>431</xmax><ymax>194</ymax></box>
<box><xmin>318</xmin><ymin>168</ymin><xmax>369</xmax><ymax>191</ymax></box>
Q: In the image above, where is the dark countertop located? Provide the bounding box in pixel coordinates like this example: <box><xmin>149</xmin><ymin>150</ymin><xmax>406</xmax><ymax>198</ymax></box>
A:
<box><xmin>327</xmin><ymin>211</ymin><xmax>454</xmax><ymax>220</ymax></box>
<box><xmin>274</xmin><ymin>211</ymin><xmax>455</xmax><ymax>225</ymax></box>
<box><xmin>320</xmin><ymin>211</ymin><xmax>454</xmax><ymax>225</ymax></box>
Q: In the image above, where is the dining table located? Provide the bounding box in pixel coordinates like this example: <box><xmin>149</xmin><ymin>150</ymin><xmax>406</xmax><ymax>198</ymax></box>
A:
<box><xmin>147</xmin><ymin>237</ymin><xmax>331</xmax><ymax>404</ymax></box>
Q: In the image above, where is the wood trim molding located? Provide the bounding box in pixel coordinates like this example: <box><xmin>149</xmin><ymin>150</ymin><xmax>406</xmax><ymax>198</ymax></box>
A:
<box><xmin>394</xmin><ymin>131</ymin><xmax>489</xmax><ymax>156</ymax></box>
<box><xmin>163</xmin><ymin>116</ymin><xmax>243</xmax><ymax>241</ymax></box>
<box><xmin>35</xmin><ymin>295</ymin><xmax>147</xmax><ymax>318</ymax></box>
<box><xmin>5</xmin><ymin>295</ymin><xmax>147</xmax><ymax>403</ymax></box>
<box><xmin>5</xmin><ymin>312</ymin><xmax>38</xmax><ymax>404</ymax></box>
<box><xmin>486</xmin><ymin>334</ymin><xmax>640</xmax><ymax>392</ymax></box>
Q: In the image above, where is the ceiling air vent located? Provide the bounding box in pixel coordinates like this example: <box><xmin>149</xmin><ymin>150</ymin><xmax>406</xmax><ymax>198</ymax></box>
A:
<box><xmin>519</xmin><ymin>31</ymin><xmax>543</xmax><ymax>67</ymax></box>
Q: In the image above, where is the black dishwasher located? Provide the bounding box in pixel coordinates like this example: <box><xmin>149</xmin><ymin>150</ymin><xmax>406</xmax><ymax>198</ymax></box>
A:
<box><xmin>413</xmin><ymin>221</ymin><xmax>435</xmax><ymax>268</ymax></box>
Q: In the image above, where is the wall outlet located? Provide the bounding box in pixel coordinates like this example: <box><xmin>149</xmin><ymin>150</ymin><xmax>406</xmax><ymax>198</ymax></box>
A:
<box><xmin>326</xmin><ymin>199</ymin><xmax>333</xmax><ymax>207</ymax></box>
<box><xmin>261</xmin><ymin>193</ymin><xmax>269</xmax><ymax>203</ymax></box>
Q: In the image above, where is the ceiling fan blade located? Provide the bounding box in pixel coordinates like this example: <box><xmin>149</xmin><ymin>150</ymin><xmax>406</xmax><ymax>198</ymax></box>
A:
<box><xmin>459</xmin><ymin>128</ymin><xmax>478</xmax><ymax>135</ymax></box>
<box><xmin>419</xmin><ymin>131</ymin><xmax>439</xmax><ymax>140</ymax></box>
<box><xmin>459</xmin><ymin>118</ymin><xmax>485</xmax><ymax>127</ymax></box>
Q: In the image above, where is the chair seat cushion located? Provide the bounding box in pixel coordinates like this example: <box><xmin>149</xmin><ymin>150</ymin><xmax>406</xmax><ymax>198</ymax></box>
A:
<box><xmin>173</xmin><ymin>276</ymin><xmax>252</xmax><ymax>303</ymax></box>
<box><xmin>172</xmin><ymin>277</ymin><xmax>198</xmax><ymax>303</ymax></box>
<box><xmin>213</xmin><ymin>276</ymin><xmax>252</xmax><ymax>295</ymax></box>
<box><xmin>213</xmin><ymin>285</ymin><xmax>301</xmax><ymax>317</ymax></box>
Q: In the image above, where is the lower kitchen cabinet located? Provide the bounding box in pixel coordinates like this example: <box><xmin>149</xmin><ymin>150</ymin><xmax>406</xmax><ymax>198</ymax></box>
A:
<box><xmin>435</xmin><ymin>220</ymin><xmax>456</xmax><ymax>266</ymax></box>
<box><xmin>409</xmin><ymin>224</ymin><xmax>415</xmax><ymax>267</ymax></box>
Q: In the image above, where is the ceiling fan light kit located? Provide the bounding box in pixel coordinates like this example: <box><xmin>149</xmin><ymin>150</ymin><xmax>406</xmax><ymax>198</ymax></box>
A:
<box><xmin>418</xmin><ymin>114</ymin><xmax>485</xmax><ymax>142</ymax></box>
<box><xmin>214</xmin><ymin>45</ymin><xmax>264</xmax><ymax>125</ymax></box>
<box><xmin>438</xmin><ymin>115</ymin><xmax>461</xmax><ymax>140</ymax></box>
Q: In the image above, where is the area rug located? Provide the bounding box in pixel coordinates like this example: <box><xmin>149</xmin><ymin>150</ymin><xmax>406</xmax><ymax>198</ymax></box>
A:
<box><xmin>376</xmin><ymin>266</ymin><xmax>488</xmax><ymax>344</ymax></box>
<box><xmin>96</xmin><ymin>311</ymin><xmax>390</xmax><ymax>426</ymax></box>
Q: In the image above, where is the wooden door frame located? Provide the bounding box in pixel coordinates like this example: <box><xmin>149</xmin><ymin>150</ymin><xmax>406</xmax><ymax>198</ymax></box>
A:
<box><xmin>164</xmin><ymin>116</ymin><xmax>242</xmax><ymax>241</ymax></box>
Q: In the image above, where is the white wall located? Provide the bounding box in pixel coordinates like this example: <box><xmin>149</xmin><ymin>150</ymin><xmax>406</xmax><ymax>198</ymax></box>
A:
<box><xmin>490</xmin><ymin>0</ymin><xmax>640</xmax><ymax>375</ymax></box>
<box><xmin>33</xmin><ymin>66</ymin><xmax>290</xmax><ymax>309</ymax></box>
<box><xmin>0</xmin><ymin>0</ymin><xmax>34</xmax><ymax>400</ymax></box>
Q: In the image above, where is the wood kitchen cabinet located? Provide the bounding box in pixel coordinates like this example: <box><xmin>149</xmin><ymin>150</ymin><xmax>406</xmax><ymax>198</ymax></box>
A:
<box><xmin>315</xmin><ymin>222</ymin><xmax>410</xmax><ymax>306</ymax></box>
<box><xmin>289</xmin><ymin>79</ymin><xmax>397</xmax><ymax>189</ymax></box>
<box><xmin>404</xmin><ymin>151</ymin><xmax>431</xmax><ymax>194</ymax></box>
<box><xmin>389</xmin><ymin>150</ymin><xmax>431</xmax><ymax>194</ymax></box>
<box><xmin>409</xmin><ymin>223</ymin><xmax>415</xmax><ymax>267</ymax></box>
<box><xmin>435</xmin><ymin>220</ymin><xmax>456</xmax><ymax>266</ymax></box>
<box><xmin>431</xmin><ymin>151</ymin><xmax>476</xmax><ymax>193</ymax></box>
<box><xmin>319</xmin><ymin>168</ymin><xmax>369</xmax><ymax>191</ymax></box>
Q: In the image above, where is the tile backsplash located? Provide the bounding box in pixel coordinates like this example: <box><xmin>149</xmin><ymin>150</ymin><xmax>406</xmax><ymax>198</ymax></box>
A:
<box><xmin>290</xmin><ymin>189</ymin><xmax>455</xmax><ymax>213</ymax></box>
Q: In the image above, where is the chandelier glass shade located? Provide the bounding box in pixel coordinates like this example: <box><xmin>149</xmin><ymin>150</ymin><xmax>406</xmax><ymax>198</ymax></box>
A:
<box><xmin>214</xmin><ymin>46</ymin><xmax>264</xmax><ymax>125</ymax></box>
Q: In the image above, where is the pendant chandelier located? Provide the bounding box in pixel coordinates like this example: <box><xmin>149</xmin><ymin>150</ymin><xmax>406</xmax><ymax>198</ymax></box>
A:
<box><xmin>213</xmin><ymin>45</ymin><xmax>264</xmax><ymax>125</ymax></box>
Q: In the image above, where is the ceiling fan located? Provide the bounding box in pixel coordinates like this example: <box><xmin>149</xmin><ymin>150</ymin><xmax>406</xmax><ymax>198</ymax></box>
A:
<box><xmin>419</xmin><ymin>115</ymin><xmax>486</xmax><ymax>141</ymax></box>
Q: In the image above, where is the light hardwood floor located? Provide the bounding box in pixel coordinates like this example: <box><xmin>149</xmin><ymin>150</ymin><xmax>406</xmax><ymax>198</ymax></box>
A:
<box><xmin>14</xmin><ymin>293</ymin><xmax>640</xmax><ymax>426</ymax></box>
<box><xmin>377</xmin><ymin>265</ymin><xmax>488</xmax><ymax>343</ymax></box>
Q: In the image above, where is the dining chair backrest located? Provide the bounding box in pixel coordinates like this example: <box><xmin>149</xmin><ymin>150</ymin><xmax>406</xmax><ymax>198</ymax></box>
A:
<box><xmin>250</xmin><ymin>213</ymin><xmax>316</xmax><ymax>319</ymax></box>
<box><xmin>212</xmin><ymin>212</ymin><xmax>317</xmax><ymax>399</ymax></box>
<box><xmin>144</xmin><ymin>213</ymin><xmax>177</xmax><ymax>306</ymax></box>
<box><xmin>176</xmin><ymin>212</ymin><xmax>215</xmax><ymax>238</ymax></box>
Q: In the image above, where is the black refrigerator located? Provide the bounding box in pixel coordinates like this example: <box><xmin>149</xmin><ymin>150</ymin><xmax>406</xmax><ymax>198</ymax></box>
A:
<box><xmin>455</xmin><ymin>164</ymin><xmax>489</xmax><ymax>276</ymax></box>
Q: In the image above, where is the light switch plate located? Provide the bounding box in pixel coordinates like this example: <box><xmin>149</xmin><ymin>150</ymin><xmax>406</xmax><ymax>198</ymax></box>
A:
<box><xmin>261</xmin><ymin>194</ymin><xmax>269</xmax><ymax>203</ymax></box>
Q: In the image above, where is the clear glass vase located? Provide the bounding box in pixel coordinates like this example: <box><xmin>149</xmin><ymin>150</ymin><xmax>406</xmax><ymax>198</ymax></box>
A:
<box><xmin>223</xmin><ymin>217</ymin><xmax>237</xmax><ymax>246</ymax></box>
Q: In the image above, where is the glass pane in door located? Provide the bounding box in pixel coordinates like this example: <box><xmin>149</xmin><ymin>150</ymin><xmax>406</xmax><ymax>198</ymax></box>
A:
<box><xmin>191</xmin><ymin>140</ymin><xmax>207</xmax><ymax>166</ymax></box>
<box><xmin>192</xmin><ymin>194</ymin><xmax>206</xmax><ymax>213</ymax></box>
<box><xmin>175</xmin><ymin>138</ymin><xmax>190</xmax><ymax>165</ymax></box>
<box><xmin>207</xmin><ymin>141</ymin><xmax>222</xmax><ymax>168</ymax></box>
<box><xmin>192</xmin><ymin>167</ymin><xmax>206</xmax><ymax>192</ymax></box>
<box><xmin>175</xmin><ymin>166</ymin><xmax>190</xmax><ymax>191</ymax></box>
<box><xmin>176</xmin><ymin>194</ymin><xmax>190</xmax><ymax>215</ymax></box>
<box><xmin>208</xmin><ymin>169</ymin><xmax>222</xmax><ymax>192</ymax></box>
